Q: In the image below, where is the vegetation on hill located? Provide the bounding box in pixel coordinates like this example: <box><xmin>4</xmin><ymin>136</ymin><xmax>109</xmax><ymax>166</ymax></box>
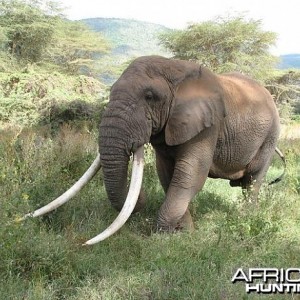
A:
<box><xmin>0</xmin><ymin>71</ymin><xmax>107</xmax><ymax>128</ymax></box>
<box><xmin>0</xmin><ymin>1</ymin><xmax>300</xmax><ymax>299</ymax></box>
<box><xmin>0</xmin><ymin>0</ymin><xmax>110</xmax><ymax>129</ymax></box>
<box><xmin>0</xmin><ymin>0</ymin><xmax>109</xmax><ymax>74</ymax></box>
<box><xmin>83</xmin><ymin>18</ymin><xmax>170</xmax><ymax>58</ymax></box>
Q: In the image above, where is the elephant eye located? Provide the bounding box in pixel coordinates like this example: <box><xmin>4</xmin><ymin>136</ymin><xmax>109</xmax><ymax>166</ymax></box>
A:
<box><xmin>145</xmin><ymin>91</ymin><xmax>154</xmax><ymax>101</ymax></box>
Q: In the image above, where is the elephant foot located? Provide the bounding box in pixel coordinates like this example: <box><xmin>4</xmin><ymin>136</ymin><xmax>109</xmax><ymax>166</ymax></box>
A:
<box><xmin>157</xmin><ymin>209</ymin><xmax>195</xmax><ymax>233</ymax></box>
<box><xmin>175</xmin><ymin>209</ymin><xmax>195</xmax><ymax>232</ymax></box>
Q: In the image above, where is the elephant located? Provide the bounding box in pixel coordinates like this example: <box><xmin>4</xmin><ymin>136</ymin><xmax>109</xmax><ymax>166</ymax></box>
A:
<box><xmin>22</xmin><ymin>55</ymin><xmax>285</xmax><ymax>245</ymax></box>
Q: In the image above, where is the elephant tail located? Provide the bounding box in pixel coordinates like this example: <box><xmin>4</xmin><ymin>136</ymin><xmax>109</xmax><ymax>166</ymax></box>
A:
<box><xmin>269</xmin><ymin>147</ymin><xmax>286</xmax><ymax>185</ymax></box>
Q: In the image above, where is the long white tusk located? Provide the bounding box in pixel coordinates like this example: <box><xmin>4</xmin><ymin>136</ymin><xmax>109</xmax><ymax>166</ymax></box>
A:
<box><xmin>83</xmin><ymin>146</ymin><xmax>144</xmax><ymax>245</ymax></box>
<box><xmin>21</xmin><ymin>154</ymin><xmax>101</xmax><ymax>220</ymax></box>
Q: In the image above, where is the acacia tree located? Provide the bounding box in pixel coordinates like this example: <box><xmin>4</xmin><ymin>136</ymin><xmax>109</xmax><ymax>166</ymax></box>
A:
<box><xmin>0</xmin><ymin>0</ymin><xmax>61</xmax><ymax>63</ymax></box>
<box><xmin>160</xmin><ymin>15</ymin><xmax>278</xmax><ymax>80</ymax></box>
<box><xmin>266</xmin><ymin>71</ymin><xmax>300</xmax><ymax>119</ymax></box>
<box><xmin>0</xmin><ymin>0</ymin><xmax>109</xmax><ymax>74</ymax></box>
<box><xmin>49</xmin><ymin>19</ymin><xmax>110</xmax><ymax>74</ymax></box>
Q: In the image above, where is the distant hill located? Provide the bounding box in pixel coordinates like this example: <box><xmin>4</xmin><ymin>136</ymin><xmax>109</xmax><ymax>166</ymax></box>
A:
<box><xmin>83</xmin><ymin>18</ymin><xmax>171</xmax><ymax>57</ymax></box>
<box><xmin>82</xmin><ymin>18</ymin><xmax>171</xmax><ymax>84</ymax></box>
<box><xmin>279</xmin><ymin>54</ymin><xmax>300</xmax><ymax>69</ymax></box>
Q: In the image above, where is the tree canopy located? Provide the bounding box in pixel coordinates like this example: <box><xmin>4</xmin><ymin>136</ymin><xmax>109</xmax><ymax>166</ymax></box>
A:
<box><xmin>160</xmin><ymin>15</ymin><xmax>278</xmax><ymax>80</ymax></box>
<box><xmin>49</xmin><ymin>19</ymin><xmax>110</xmax><ymax>74</ymax></box>
<box><xmin>0</xmin><ymin>0</ymin><xmax>61</xmax><ymax>62</ymax></box>
<box><xmin>0</xmin><ymin>0</ymin><xmax>109</xmax><ymax>74</ymax></box>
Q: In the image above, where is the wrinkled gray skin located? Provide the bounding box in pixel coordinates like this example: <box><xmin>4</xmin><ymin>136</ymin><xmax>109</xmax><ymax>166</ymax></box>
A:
<box><xmin>100</xmin><ymin>56</ymin><xmax>280</xmax><ymax>231</ymax></box>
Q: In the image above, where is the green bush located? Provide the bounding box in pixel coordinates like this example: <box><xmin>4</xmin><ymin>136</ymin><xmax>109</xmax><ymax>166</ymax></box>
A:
<box><xmin>0</xmin><ymin>71</ymin><xmax>108</xmax><ymax>128</ymax></box>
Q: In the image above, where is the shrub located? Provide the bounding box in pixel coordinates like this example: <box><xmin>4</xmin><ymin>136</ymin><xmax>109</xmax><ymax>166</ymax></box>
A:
<box><xmin>0</xmin><ymin>71</ymin><xmax>108</xmax><ymax>128</ymax></box>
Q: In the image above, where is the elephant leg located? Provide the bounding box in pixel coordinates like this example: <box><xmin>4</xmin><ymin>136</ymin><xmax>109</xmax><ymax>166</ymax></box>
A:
<box><xmin>241</xmin><ymin>169</ymin><xmax>268</xmax><ymax>202</ymax></box>
<box><xmin>241</xmin><ymin>142</ymin><xmax>276</xmax><ymax>202</ymax></box>
<box><xmin>155</xmin><ymin>148</ymin><xmax>175</xmax><ymax>194</ymax></box>
<box><xmin>157</xmin><ymin>136</ymin><xmax>215</xmax><ymax>231</ymax></box>
<box><xmin>175</xmin><ymin>209</ymin><xmax>195</xmax><ymax>231</ymax></box>
<box><xmin>157</xmin><ymin>157</ymin><xmax>210</xmax><ymax>231</ymax></box>
<box><xmin>241</xmin><ymin>175</ymin><xmax>264</xmax><ymax>203</ymax></box>
<box><xmin>155</xmin><ymin>150</ymin><xmax>195</xmax><ymax>231</ymax></box>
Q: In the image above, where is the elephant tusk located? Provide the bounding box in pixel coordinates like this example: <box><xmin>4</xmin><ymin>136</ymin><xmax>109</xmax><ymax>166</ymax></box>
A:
<box><xmin>20</xmin><ymin>154</ymin><xmax>102</xmax><ymax>220</ymax></box>
<box><xmin>83</xmin><ymin>145</ymin><xmax>144</xmax><ymax>246</ymax></box>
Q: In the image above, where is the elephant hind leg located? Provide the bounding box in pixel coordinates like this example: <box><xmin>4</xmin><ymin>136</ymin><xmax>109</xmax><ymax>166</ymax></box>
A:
<box><xmin>229</xmin><ymin>176</ymin><xmax>258</xmax><ymax>201</ymax></box>
<box><xmin>240</xmin><ymin>143</ymin><xmax>277</xmax><ymax>202</ymax></box>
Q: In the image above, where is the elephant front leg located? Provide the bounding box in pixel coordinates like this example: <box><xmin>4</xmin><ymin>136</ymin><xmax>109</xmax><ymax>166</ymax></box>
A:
<box><xmin>155</xmin><ymin>148</ymin><xmax>195</xmax><ymax>230</ymax></box>
<box><xmin>157</xmin><ymin>153</ymin><xmax>211</xmax><ymax>232</ymax></box>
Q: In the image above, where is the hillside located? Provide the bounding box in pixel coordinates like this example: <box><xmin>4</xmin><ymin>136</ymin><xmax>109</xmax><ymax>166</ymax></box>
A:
<box><xmin>83</xmin><ymin>18</ymin><xmax>171</xmax><ymax>57</ymax></box>
<box><xmin>82</xmin><ymin>18</ymin><xmax>171</xmax><ymax>84</ymax></box>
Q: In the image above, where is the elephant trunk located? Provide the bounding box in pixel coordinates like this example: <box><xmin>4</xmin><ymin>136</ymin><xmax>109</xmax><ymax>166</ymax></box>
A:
<box><xmin>100</xmin><ymin>143</ymin><xmax>130</xmax><ymax>211</ymax></box>
<box><xmin>99</xmin><ymin>102</ymin><xmax>133</xmax><ymax>209</ymax></box>
<box><xmin>99</xmin><ymin>100</ymin><xmax>151</xmax><ymax>211</ymax></box>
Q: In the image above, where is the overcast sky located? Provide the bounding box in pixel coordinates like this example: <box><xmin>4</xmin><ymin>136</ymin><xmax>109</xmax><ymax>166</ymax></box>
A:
<box><xmin>60</xmin><ymin>0</ymin><xmax>299</xmax><ymax>55</ymax></box>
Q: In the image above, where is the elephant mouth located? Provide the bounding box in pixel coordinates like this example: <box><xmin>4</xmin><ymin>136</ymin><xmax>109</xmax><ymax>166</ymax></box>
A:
<box><xmin>20</xmin><ymin>146</ymin><xmax>145</xmax><ymax>246</ymax></box>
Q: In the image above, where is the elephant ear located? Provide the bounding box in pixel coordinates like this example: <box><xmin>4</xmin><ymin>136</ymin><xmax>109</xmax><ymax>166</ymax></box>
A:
<box><xmin>165</xmin><ymin>68</ymin><xmax>227</xmax><ymax>146</ymax></box>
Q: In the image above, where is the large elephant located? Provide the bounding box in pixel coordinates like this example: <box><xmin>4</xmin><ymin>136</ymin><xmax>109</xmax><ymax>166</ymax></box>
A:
<box><xmin>23</xmin><ymin>56</ymin><xmax>285</xmax><ymax>245</ymax></box>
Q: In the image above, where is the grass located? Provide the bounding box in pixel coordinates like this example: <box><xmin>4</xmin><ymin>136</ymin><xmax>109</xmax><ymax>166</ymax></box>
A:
<box><xmin>0</xmin><ymin>124</ymin><xmax>299</xmax><ymax>299</ymax></box>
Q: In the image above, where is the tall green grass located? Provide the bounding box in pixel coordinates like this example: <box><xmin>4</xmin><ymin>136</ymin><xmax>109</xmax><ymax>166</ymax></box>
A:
<box><xmin>0</xmin><ymin>125</ymin><xmax>299</xmax><ymax>299</ymax></box>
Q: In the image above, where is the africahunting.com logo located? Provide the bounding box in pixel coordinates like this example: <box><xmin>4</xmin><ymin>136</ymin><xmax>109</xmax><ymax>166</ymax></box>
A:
<box><xmin>232</xmin><ymin>268</ymin><xmax>300</xmax><ymax>294</ymax></box>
